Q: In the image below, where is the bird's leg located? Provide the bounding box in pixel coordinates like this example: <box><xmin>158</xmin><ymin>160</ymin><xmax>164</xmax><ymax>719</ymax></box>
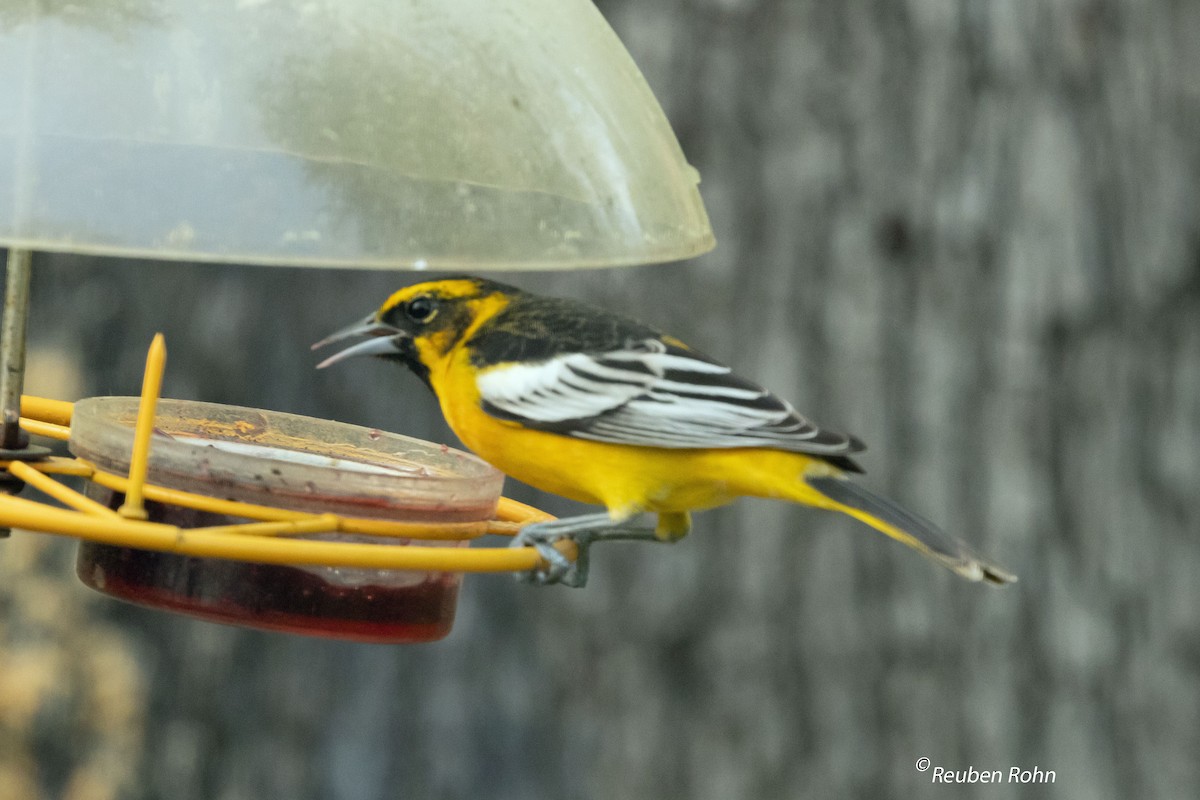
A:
<box><xmin>655</xmin><ymin>511</ymin><xmax>692</xmax><ymax>542</ymax></box>
<box><xmin>511</xmin><ymin>512</ymin><xmax>659</xmax><ymax>588</ymax></box>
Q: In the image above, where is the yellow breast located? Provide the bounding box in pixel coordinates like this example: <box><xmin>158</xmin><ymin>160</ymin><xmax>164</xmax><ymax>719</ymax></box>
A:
<box><xmin>421</xmin><ymin>344</ymin><xmax>822</xmax><ymax>519</ymax></box>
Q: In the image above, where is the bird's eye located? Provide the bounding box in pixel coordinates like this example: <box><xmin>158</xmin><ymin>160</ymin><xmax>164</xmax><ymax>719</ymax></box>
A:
<box><xmin>405</xmin><ymin>295</ymin><xmax>438</xmax><ymax>323</ymax></box>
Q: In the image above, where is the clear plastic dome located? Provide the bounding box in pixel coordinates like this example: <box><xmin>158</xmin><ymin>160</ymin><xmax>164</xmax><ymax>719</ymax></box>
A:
<box><xmin>0</xmin><ymin>0</ymin><xmax>713</xmax><ymax>270</ymax></box>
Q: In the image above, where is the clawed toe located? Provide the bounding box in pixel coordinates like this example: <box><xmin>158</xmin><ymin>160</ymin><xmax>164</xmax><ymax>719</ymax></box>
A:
<box><xmin>509</xmin><ymin>513</ymin><xmax>659</xmax><ymax>588</ymax></box>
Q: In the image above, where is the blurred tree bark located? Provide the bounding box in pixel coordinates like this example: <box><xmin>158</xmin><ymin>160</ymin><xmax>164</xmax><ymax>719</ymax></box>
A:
<box><xmin>5</xmin><ymin>1</ymin><xmax>1199</xmax><ymax>798</ymax></box>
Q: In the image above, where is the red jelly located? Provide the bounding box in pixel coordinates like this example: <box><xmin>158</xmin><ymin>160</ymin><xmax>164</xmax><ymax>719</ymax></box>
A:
<box><xmin>70</xmin><ymin>398</ymin><xmax>504</xmax><ymax>643</ymax></box>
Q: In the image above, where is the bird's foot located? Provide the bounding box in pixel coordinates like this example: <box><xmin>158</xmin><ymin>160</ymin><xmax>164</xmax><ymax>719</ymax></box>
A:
<box><xmin>510</xmin><ymin>512</ymin><xmax>658</xmax><ymax>588</ymax></box>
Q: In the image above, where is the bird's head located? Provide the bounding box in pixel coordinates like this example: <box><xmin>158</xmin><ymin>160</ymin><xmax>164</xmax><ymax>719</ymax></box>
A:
<box><xmin>313</xmin><ymin>277</ymin><xmax>512</xmax><ymax>376</ymax></box>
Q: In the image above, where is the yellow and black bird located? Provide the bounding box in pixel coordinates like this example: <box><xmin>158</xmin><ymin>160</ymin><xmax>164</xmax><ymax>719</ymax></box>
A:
<box><xmin>315</xmin><ymin>277</ymin><xmax>1015</xmax><ymax>587</ymax></box>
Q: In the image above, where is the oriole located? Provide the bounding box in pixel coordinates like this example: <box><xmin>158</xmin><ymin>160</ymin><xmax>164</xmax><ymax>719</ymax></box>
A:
<box><xmin>316</xmin><ymin>277</ymin><xmax>1014</xmax><ymax>587</ymax></box>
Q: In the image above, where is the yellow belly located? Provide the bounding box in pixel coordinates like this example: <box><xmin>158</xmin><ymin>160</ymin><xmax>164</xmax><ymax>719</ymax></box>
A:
<box><xmin>430</xmin><ymin>350</ymin><xmax>830</xmax><ymax>518</ymax></box>
<box><xmin>455</xmin><ymin>419</ymin><xmax>743</xmax><ymax>515</ymax></box>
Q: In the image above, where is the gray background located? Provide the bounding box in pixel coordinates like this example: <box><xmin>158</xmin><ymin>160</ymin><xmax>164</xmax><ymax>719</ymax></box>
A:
<box><xmin>3</xmin><ymin>1</ymin><xmax>1198</xmax><ymax>798</ymax></box>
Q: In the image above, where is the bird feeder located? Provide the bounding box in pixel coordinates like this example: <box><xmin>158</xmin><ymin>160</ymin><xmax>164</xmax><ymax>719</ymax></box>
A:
<box><xmin>0</xmin><ymin>0</ymin><xmax>713</xmax><ymax>641</ymax></box>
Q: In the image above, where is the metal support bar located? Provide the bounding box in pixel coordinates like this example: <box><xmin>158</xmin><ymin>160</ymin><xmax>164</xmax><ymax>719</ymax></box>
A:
<box><xmin>1</xmin><ymin>248</ymin><xmax>33</xmax><ymax>450</ymax></box>
<box><xmin>0</xmin><ymin>247</ymin><xmax>34</xmax><ymax>537</ymax></box>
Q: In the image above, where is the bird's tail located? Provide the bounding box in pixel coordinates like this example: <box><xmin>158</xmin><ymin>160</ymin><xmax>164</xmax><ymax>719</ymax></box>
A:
<box><xmin>804</xmin><ymin>475</ymin><xmax>1016</xmax><ymax>585</ymax></box>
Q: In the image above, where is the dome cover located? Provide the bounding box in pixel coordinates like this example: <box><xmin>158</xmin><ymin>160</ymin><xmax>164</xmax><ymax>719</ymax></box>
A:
<box><xmin>0</xmin><ymin>0</ymin><xmax>713</xmax><ymax>269</ymax></box>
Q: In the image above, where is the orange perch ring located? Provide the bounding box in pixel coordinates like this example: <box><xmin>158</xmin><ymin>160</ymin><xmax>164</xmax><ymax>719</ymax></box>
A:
<box><xmin>6</xmin><ymin>339</ymin><xmax>574</xmax><ymax>575</ymax></box>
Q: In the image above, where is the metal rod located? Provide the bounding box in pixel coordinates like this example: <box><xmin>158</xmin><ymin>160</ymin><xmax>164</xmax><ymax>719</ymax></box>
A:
<box><xmin>0</xmin><ymin>248</ymin><xmax>33</xmax><ymax>450</ymax></box>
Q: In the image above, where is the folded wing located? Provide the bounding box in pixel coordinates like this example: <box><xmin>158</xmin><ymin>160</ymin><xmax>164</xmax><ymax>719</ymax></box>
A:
<box><xmin>477</xmin><ymin>339</ymin><xmax>862</xmax><ymax>457</ymax></box>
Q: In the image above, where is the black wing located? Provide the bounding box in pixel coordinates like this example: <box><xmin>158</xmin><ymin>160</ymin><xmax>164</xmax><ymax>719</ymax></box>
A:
<box><xmin>475</xmin><ymin>337</ymin><xmax>863</xmax><ymax>464</ymax></box>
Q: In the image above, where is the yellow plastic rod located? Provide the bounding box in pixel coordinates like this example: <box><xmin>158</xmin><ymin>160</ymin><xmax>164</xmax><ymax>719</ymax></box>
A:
<box><xmin>487</xmin><ymin>497</ymin><xmax>556</xmax><ymax>535</ymax></box>
<box><xmin>20</xmin><ymin>395</ymin><xmax>74</xmax><ymax>427</ymax></box>
<box><xmin>118</xmin><ymin>334</ymin><xmax>166</xmax><ymax>520</ymax></box>
<box><xmin>90</xmin><ymin>467</ymin><xmax>494</xmax><ymax>540</ymax></box>
<box><xmin>193</xmin><ymin>514</ymin><xmax>341</xmax><ymax>538</ymax></box>
<box><xmin>19</xmin><ymin>417</ymin><xmax>70</xmax><ymax>441</ymax></box>
<box><xmin>0</xmin><ymin>492</ymin><xmax>178</xmax><ymax>534</ymax></box>
<box><xmin>495</xmin><ymin>496</ymin><xmax>555</xmax><ymax>525</ymax></box>
<box><xmin>6</xmin><ymin>460</ymin><xmax>120</xmax><ymax>518</ymax></box>
<box><xmin>93</xmin><ymin>467</ymin><xmax>310</xmax><ymax>523</ymax></box>
<box><xmin>19</xmin><ymin>457</ymin><xmax>95</xmax><ymax>477</ymax></box>
<box><xmin>0</xmin><ymin>492</ymin><xmax>550</xmax><ymax>572</ymax></box>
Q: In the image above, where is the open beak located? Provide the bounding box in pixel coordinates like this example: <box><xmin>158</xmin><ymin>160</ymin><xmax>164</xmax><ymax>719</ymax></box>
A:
<box><xmin>312</xmin><ymin>314</ymin><xmax>406</xmax><ymax>369</ymax></box>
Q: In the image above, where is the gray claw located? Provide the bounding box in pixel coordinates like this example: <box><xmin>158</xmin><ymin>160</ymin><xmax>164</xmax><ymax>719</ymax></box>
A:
<box><xmin>512</xmin><ymin>524</ymin><xmax>591</xmax><ymax>587</ymax></box>
<box><xmin>509</xmin><ymin>512</ymin><xmax>660</xmax><ymax>588</ymax></box>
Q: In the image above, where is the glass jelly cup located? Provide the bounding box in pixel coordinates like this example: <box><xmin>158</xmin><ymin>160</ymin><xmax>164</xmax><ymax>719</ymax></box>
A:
<box><xmin>69</xmin><ymin>398</ymin><xmax>504</xmax><ymax>643</ymax></box>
